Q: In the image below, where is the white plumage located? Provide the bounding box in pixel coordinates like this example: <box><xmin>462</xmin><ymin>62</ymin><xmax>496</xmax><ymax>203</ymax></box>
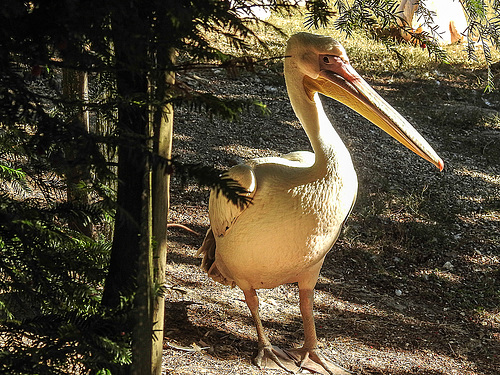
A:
<box><xmin>199</xmin><ymin>32</ymin><xmax>443</xmax><ymax>374</ymax></box>
<box><xmin>397</xmin><ymin>0</ymin><xmax>468</xmax><ymax>44</ymax></box>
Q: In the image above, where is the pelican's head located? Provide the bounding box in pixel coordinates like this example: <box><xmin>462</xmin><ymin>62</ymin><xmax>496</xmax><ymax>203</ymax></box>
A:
<box><xmin>285</xmin><ymin>32</ymin><xmax>444</xmax><ymax>171</ymax></box>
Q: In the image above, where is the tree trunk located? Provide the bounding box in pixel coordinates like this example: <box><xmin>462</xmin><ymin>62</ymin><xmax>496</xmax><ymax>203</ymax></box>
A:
<box><xmin>132</xmin><ymin>136</ymin><xmax>154</xmax><ymax>375</ymax></box>
<box><xmin>151</xmin><ymin>56</ymin><xmax>175</xmax><ymax>375</ymax></box>
<box><xmin>62</xmin><ymin>68</ymin><xmax>93</xmax><ymax>237</ymax></box>
<box><xmin>102</xmin><ymin>8</ymin><xmax>176</xmax><ymax>375</ymax></box>
<box><xmin>101</xmin><ymin>81</ymin><xmax>148</xmax><ymax>308</ymax></box>
<box><xmin>102</xmin><ymin>14</ymin><xmax>152</xmax><ymax>374</ymax></box>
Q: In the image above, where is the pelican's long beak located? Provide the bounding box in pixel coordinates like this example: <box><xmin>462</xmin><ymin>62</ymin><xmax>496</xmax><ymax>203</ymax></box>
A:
<box><xmin>304</xmin><ymin>56</ymin><xmax>444</xmax><ymax>171</ymax></box>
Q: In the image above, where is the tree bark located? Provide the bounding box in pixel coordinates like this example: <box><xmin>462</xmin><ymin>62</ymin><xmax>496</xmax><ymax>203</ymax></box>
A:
<box><xmin>102</xmin><ymin>8</ymin><xmax>176</xmax><ymax>375</ymax></box>
<box><xmin>101</xmin><ymin>80</ymin><xmax>148</xmax><ymax>308</ymax></box>
<box><xmin>102</xmin><ymin>13</ymin><xmax>152</xmax><ymax>374</ymax></box>
<box><xmin>151</xmin><ymin>59</ymin><xmax>175</xmax><ymax>375</ymax></box>
<box><xmin>132</xmin><ymin>137</ymin><xmax>154</xmax><ymax>375</ymax></box>
<box><xmin>62</xmin><ymin>68</ymin><xmax>93</xmax><ymax>237</ymax></box>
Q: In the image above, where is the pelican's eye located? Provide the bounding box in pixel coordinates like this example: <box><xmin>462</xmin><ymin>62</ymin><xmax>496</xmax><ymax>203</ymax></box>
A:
<box><xmin>323</xmin><ymin>56</ymin><xmax>330</xmax><ymax>64</ymax></box>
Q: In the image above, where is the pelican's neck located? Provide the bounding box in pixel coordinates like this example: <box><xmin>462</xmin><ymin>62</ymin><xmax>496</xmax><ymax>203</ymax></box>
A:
<box><xmin>284</xmin><ymin>64</ymin><xmax>348</xmax><ymax>167</ymax></box>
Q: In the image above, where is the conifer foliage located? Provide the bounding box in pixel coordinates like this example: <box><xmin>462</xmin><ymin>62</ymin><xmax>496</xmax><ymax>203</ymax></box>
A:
<box><xmin>0</xmin><ymin>1</ymin><xmax>278</xmax><ymax>373</ymax></box>
<box><xmin>0</xmin><ymin>0</ymin><xmax>498</xmax><ymax>374</ymax></box>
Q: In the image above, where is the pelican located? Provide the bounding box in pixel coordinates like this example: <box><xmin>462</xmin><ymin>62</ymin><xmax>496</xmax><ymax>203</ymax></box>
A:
<box><xmin>397</xmin><ymin>0</ymin><xmax>467</xmax><ymax>44</ymax></box>
<box><xmin>198</xmin><ymin>32</ymin><xmax>444</xmax><ymax>374</ymax></box>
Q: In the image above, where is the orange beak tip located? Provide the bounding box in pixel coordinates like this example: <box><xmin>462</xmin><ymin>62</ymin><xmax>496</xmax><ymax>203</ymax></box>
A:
<box><xmin>438</xmin><ymin>158</ymin><xmax>444</xmax><ymax>171</ymax></box>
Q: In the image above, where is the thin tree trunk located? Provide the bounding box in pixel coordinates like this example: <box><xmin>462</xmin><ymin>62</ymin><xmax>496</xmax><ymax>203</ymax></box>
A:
<box><xmin>151</xmin><ymin>57</ymin><xmax>175</xmax><ymax>375</ymax></box>
<box><xmin>101</xmin><ymin>88</ymin><xmax>148</xmax><ymax>308</ymax></box>
<box><xmin>132</xmin><ymin>134</ymin><xmax>154</xmax><ymax>375</ymax></box>
<box><xmin>62</xmin><ymin>69</ymin><xmax>93</xmax><ymax>237</ymax></box>
<box><xmin>101</xmin><ymin>96</ymin><xmax>149</xmax><ymax>374</ymax></box>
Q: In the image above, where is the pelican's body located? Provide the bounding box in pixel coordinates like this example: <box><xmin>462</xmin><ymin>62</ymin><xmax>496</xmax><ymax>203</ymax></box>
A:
<box><xmin>199</xmin><ymin>33</ymin><xmax>443</xmax><ymax>374</ymax></box>
<box><xmin>210</xmin><ymin>139</ymin><xmax>356</xmax><ymax>292</ymax></box>
<box><xmin>397</xmin><ymin>0</ymin><xmax>467</xmax><ymax>44</ymax></box>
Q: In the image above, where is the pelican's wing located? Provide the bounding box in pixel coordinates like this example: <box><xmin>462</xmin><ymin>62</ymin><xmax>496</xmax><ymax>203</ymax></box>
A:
<box><xmin>246</xmin><ymin>151</ymin><xmax>315</xmax><ymax>168</ymax></box>
<box><xmin>281</xmin><ymin>150</ymin><xmax>315</xmax><ymax>166</ymax></box>
<box><xmin>396</xmin><ymin>0</ymin><xmax>418</xmax><ymax>27</ymax></box>
<box><xmin>209</xmin><ymin>164</ymin><xmax>257</xmax><ymax>238</ymax></box>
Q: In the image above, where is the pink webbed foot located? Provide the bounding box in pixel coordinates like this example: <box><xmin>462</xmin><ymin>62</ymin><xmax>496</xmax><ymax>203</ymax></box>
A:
<box><xmin>284</xmin><ymin>347</ymin><xmax>352</xmax><ymax>375</ymax></box>
<box><xmin>253</xmin><ymin>345</ymin><xmax>299</xmax><ymax>373</ymax></box>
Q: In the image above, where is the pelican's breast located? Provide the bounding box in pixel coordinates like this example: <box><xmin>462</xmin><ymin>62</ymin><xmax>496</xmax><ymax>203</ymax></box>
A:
<box><xmin>214</xmin><ymin>153</ymin><xmax>357</xmax><ymax>289</ymax></box>
<box><xmin>287</xmin><ymin>153</ymin><xmax>357</xmax><ymax>260</ymax></box>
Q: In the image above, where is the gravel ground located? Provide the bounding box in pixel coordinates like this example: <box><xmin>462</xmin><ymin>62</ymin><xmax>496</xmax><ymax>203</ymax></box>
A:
<box><xmin>162</xmin><ymin>56</ymin><xmax>499</xmax><ymax>374</ymax></box>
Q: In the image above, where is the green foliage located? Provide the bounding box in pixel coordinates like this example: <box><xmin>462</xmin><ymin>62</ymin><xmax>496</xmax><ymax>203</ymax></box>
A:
<box><xmin>1</xmin><ymin>1</ymin><xmax>128</xmax><ymax>372</ymax></box>
<box><xmin>328</xmin><ymin>1</ymin><xmax>448</xmax><ymax>62</ymax></box>
<box><xmin>462</xmin><ymin>0</ymin><xmax>500</xmax><ymax>91</ymax></box>
<box><xmin>1</xmin><ymin>0</ymin><xmax>498</xmax><ymax>373</ymax></box>
<box><xmin>170</xmin><ymin>160</ymin><xmax>253</xmax><ymax>209</ymax></box>
<box><xmin>309</xmin><ymin>0</ymin><xmax>499</xmax><ymax>90</ymax></box>
<box><xmin>0</xmin><ymin>199</ymin><xmax>133</xmax><ymax>374</ymax></box>
<box><xmin>304</xmin><ymin>0</ymin><xmax>337</xmax><ymax>28</ymax></box>
<box><xmin>0</xmin><ymin>165</ymin><xmax>25</xmax><ymax>181</ymax></box>
<box><xmin>0</xmin><ymin>106</ymin><xmax>129</xmax><ymax>371</ymax></box>
<box><xmin>0</xmin><ymin>1</ymin><xmax>290</xmax><ymax>373</ymax></box>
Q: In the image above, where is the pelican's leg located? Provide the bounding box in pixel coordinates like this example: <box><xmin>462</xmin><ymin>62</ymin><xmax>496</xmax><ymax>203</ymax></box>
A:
<box><xmin>300</xmin><ymin>288</ymin><xmax>319</xmax><ymax>348</ymax></box>
<box><xmin>243</xmin><ymin>289</ymin><xmax>296</xmax><ymax>373</ymax></box>
<box><xmin>286</xmin><ymin>288</ymin><xmax>352</xmax><ymax>375</ymax></box>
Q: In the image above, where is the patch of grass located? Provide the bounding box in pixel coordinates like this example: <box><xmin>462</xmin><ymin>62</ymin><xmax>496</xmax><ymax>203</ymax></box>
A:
<box><xmin>266</xmin><ymin>11</ymin><xmax>499</xmax><ymax>76</ymax></box>
<box><xmin>485</xmin><ymin>113</ymin><xmax>500</xmax><ymax>130</ymax></box>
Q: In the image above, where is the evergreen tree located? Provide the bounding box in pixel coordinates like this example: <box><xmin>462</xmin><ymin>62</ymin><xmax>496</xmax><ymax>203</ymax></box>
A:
<box><xmin>0</xmin><ymin>0</ymin><xmax>276</xmax><ymax>373</ymax></box>
<box><xmin>0</xmin><ymin>1</ymin><xmax>498</xmax><ymax>374</ymax></box>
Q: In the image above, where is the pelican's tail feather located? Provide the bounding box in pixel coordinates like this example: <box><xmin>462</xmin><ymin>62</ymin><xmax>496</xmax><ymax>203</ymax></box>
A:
<box><xmin>197</xmin><ymin>228</ymin><xmax>216</xmax><ymax>272</ymax></box>
<box><xmin>197</xmin><ymin>228</ymin><xmax>236</xmax><ymax>288</ymax></box>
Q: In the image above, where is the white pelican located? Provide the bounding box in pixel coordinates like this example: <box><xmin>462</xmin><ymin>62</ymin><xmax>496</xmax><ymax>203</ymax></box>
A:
<box><xmin>397</xmin><ymin>0</ymin><xmax>467</xmax><ymax>44</ymax></box>
<box><xmin>198</xmin><ymin>32</ymin><xmax>444</xmax><ymax>374</ymax></box>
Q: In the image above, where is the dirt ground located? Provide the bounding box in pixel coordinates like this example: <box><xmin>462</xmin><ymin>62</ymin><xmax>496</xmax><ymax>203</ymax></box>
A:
<box><xmin>161</xmin><ymin>52</ymin><xmax>500</xmax><ymax>374</ymax></box>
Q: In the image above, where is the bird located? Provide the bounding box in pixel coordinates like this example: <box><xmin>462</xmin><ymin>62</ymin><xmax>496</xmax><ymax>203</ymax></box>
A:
<box><xmin>198</xmin><ymin>32</ymin><xmax>444</xmax><ymax>375</ymax></box>
<box><xmin>397</xmin><ymin>0</ymin><xmax>467</xmax><ymax>44</ymax></box>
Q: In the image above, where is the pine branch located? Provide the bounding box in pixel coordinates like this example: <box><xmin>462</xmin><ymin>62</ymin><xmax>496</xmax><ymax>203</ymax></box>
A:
<box><xmin>332</xmin><ymin>0</ymin><xmax>447</xmax><ymax>63</ymax></box>
<box><xmin>151</xmin><ymin>155</ymin><xmax>253</xmax><ymax>209</ymax></box>
<box><xmin>462</xmin><ymin>0</ymin><xmax>499</xmax><ymax>91</ymax></box>
<box><xmin>305</xmin><ymin>0</ymin><xmax>337</xmax><ymax>29</ymax></box>
<box><xmin>166</xmin><ymin>159</ymin><xmax>253</xmax><ymax>210</ymax></box>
